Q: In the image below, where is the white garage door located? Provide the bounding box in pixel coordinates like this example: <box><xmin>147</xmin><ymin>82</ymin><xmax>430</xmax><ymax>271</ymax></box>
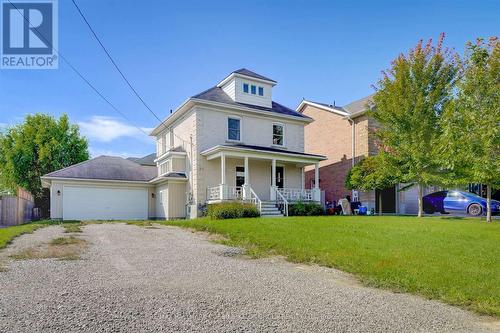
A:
<box><xmin>62</xmin><ymin>186</ymin><xmax>148</xmax><ymax>220</ymax></box>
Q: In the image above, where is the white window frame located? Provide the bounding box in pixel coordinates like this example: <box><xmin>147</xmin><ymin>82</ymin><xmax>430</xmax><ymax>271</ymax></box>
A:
<box><xmin>272</xmin><ymin>122</ymin><xmax>285</xmax><ymax>147</ymax></box>
<box><xmin>159</xmin><ymin>160</ymin><xmax>171</xmax><ymax>176</ymax></box>
<box><xmin>258</xmin><ymin>86</ymin><xmax>264</xmax><ymax>96</ymax></box>
<box><xmin>250</xmin><ymin>85</ymin><xmax>257</xmax><ymax>95</ymax></box>
<box><xmin>227</xmin><ymin>116</ymin><xmax>242</xmax><ymax>142</ymax></box>
<box><xmin>243</xmin><ymin>83</ymin><xmax>249</xmax><ymax>93</ymax></box>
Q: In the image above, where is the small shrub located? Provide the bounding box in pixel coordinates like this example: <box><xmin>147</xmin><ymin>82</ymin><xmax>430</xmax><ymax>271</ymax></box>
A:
<box><xmin>208</xmin><ymin>202</ymin><xmax>260</xmax><ymax>220</ymax></box>
<box><xmin>288</xmin><ymin>202</ymin><xmax>324</xmax><ymax>216</ymax></box>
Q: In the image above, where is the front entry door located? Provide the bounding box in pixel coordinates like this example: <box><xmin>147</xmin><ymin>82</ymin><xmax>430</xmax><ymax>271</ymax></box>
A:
<box><xmin>236</xmin><ymin>166</ymin><xmax>245</xmax><ymax>187</ymax></box>
<box><xmin>275</xmin><ymin>166</ymin><xmax>284</xmax><ymax>189</ymax></box>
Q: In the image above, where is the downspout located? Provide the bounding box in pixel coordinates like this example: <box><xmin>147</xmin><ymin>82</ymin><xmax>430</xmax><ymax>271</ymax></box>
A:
<box><xmin>346</xmin><ymin>116</ymin><xmax>356</xmax><ymax>200</ymax></box>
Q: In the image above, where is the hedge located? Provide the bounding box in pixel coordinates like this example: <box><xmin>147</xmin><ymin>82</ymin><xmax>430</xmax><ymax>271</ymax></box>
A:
<box><xmin>288</xmin><ymin>202</ymin><xmax>324</xmax><ymax>216</ymax></box>
<box><xmin>207</xmin><ymin>202</ymin><xmax>260</xmax><ymax>220</ymax></box>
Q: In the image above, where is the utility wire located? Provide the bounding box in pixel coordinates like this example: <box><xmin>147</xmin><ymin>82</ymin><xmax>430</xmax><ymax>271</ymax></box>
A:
<box><xmin>6</xmin><ymin>0</ymin><xmax>150</xmax><ymax>137</ymax></box>
<box><xmin>71</xmin><ymin>0</ymin><xmax>189</xmax><ymax>146</ymax></box>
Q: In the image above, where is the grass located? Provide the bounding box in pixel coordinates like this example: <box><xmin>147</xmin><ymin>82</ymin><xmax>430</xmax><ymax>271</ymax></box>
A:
<box><xmin>10</xmin><ymin>236</ymin><xmax>87</xmax><ymax>261</ymax></box>
<box><xmin>63</xmin><ymin>224</ymin><xmax>83</xmax><ymax>233</ymax></box>
<box><xmin>0</xmin><ymin>220</ymin><xmax>55</xmax><ymax>250</ymax></box>
<box><xmin>164</xmin><ymin>216</ymin><xmax>500</xmax><ymax>317</ymax></box>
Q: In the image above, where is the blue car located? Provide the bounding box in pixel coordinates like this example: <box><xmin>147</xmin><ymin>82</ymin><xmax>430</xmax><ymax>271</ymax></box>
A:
<box><xmin>423</xmin><ymin>190</ymin><xmax>500</xmax><ymax>216</ymax></box>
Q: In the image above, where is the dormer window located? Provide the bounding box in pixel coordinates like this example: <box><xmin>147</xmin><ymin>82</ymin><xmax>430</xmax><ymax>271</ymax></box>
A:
<box><xmin>251</xmin><ymin>85</ymin><xmax>256</xmax><ymax>94</ymax></box>
<box><xmin>258</xmin><ymin>87</ymin><xmax>264</xmax><ymax>96</ymax></box>
<box><xmin>243</xmin><ymin>83</ymin><xmax>249</xmax><ymax>93</ymax></box>
<box><xmin>227</xmin><ymin>116</ymin><xmax>241</xmax><ymax>141</ymax></box>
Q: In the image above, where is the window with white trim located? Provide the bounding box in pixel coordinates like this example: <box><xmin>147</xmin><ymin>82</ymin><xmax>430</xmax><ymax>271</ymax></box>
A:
<box><xmin>227</xmin><ymin>117</ymin><xmax>241</xmax><ymax>141</ymax></box>
<box><xmin>159</xmin><ymin>160</ymin><xmax>170</xmax><ymax>175</ymax></box>
<box><xmin>272</xmin><ymin>123</ymin><xmax>284</xmax><ymax>146</ymax></box>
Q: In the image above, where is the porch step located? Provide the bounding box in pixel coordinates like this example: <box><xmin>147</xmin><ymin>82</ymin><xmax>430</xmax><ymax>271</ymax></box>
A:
<box><xmin>259</xmin><ymin>201</ymin><xmax>284</xmax><ymax>217</ymax></box>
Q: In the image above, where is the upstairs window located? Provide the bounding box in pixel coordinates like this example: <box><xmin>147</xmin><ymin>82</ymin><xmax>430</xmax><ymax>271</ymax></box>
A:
<box><xmin>160</xmin><ymin>160</ymin><xmax>170</xmax><ymax>175</ymax></box>
<box><xmin>273</xmin><ymin>123</ymin><xmax>284</xmax><ymax>146</ymax></box>
<box><xmin>228</xmin><ymin>117</ymin><xmax>241</xmax><ymax>141</ymax></box>
<box><xmin>258</xmin><ymin>86</ymin><xmax>264</xmax><ymax>96</ymax></box>
<box><xmin>243</xmin><ymin>83</ymin><xmax>249</xmax><ymax>93</ymax></box>
<box><xmin>251</xmin><ymin>85</ymin><xmax>256</xmax><ymax>94</ymax></box>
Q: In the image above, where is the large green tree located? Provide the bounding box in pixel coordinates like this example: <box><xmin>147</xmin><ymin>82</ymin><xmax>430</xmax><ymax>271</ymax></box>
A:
<box><xmin>440</xmin><ymin>38</ymin><xmax>500</xmax><ymax>222</ymax></box>
<box><xmin>371</xmin><ymin>34</ymin><xmax>459</xmax><ymax>217</ymax></box>
<box><xmin>0</xmin><ymin>114</ymin><xmax>89</xmax><ymax>214</ymax></box>
<box><xmin>345</xmin><ymin>153</ymin><xmax>401</xmax><ymax>214</ymax></box>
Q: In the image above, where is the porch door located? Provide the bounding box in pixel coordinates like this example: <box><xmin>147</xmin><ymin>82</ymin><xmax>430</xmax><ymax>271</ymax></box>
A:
<box><xmin>236</xmin><ymin>166</ymin><xmax>245</xmax><ymax>187</ymax></box>
<box><xmin>274</xmin><ymin>166</ymin><xmax>284</xmax><ymax>189</ymax></box>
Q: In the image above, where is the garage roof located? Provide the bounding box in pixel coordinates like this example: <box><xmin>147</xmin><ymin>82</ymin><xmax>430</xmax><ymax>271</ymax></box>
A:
<box><xmin>43</xmin><ymin>156</ymin><xmax>157</xmax><ymax>182</ymax></box>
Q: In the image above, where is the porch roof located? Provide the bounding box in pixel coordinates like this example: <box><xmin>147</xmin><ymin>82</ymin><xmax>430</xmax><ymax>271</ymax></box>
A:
<box><xmin>201</xmin><ymin>144</ymin><xmax>326</xmax><ymax>163</ymax></box>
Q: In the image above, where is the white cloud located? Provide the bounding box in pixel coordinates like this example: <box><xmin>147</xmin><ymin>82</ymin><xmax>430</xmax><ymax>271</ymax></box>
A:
<box><xmin>88</xmin><ymin>147</ymin><xmax>144</xmax><ymax>159</ymax></box>
<box><xmin>78</xmin><ymin>116</ymin><xmax>153</xmax><ymax>143</ymax></box>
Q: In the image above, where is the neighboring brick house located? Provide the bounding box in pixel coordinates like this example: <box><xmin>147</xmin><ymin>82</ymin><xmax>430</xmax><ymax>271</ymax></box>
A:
<box><xmin>297</xmin><ymin>96</ymin><xmax>440</xmax><ymax>214</ymax></box>
<box><xmin>296</xmin><ymin>96</ymin><xmax>377</xmax><ymax>207</ymax></box>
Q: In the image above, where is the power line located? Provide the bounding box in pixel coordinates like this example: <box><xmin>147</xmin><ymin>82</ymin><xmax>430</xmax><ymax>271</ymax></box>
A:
<box><xmin>71</xmin><ymin>0</ymin><xmax>189</xmax><ymax>146</ymax></box>
<box><xmin>71</xmin><ymin>0</ymin><xmax>162</xmax><ymax>123</ymax></box>
<box><xmin>6</xmin><ymin>0</ymin><xmax>150</xmax><ymax>138</ymax></box>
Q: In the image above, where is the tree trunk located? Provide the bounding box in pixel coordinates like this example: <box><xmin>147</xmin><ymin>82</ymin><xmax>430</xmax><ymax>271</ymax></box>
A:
<box><xmin>417</xmin><ymin>183</ymin><xmax>423</xmax><ymax>218</ymax></box>
<box><xmin>378</xmin><ymin>191</ymin><xmax>383</xmax><ymax>216</ymax></box>
<box><xmin>486</xmin><ymin>184</ymin><xmax>492</xmax><ymax>223</ymax></box>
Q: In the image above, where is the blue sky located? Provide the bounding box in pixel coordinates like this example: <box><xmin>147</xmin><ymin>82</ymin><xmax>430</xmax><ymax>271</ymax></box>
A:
<box><xmin>0</xmin><ymin>0</ymin><xmax>498</xmax><ymax>157</ymax></box>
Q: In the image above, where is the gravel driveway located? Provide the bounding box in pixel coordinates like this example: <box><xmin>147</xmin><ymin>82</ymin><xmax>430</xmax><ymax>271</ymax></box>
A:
<box><xmin>0</xmin><ymin>223</ymin><xmax>498</xmax><ymax>333</ymax></box>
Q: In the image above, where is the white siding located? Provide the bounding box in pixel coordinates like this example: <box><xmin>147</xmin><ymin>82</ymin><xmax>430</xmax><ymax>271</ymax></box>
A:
<box><xmin>221</xmin><ymin>79</ymin><xmax>236</xmax><ymax>100</ymax></box>
<box><xmin>233</xmin><ymin>77</ymin><xmax>272</xmax><ymax>108</ymax></box>
<box><xmin>196</xmin><ymin>107</ymin><xmax>304</xmax><ymax>152</ymax></box>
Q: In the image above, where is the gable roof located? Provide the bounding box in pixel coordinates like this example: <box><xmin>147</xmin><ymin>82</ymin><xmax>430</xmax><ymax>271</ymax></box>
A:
<box><xmin>43</xmin><ymin>156</ymin><xmax>157</xmax><ymax>182</ymax></box>
<box><xmin>133</xmin><ymin>153</ymin><xmax>156</xmax><ymax>166</ymax></box>
<box><xmin>232</xmin><ymin>68</ymin><xmax>276</xmax><ymax>83</ymax></box>
<box><xmin>192</xmin><ymin>86</ymin><xmax>309</xmax><ymax>119</ymax></box>
<box><xmin>342</xmin><ymin>94</ymin><xmax>375</xmax><ymax>115</ymax></box>
<box><xmin>297</xmin><ymin>94</ymin><xmax>375</xmax><ymax>118</ymax></box>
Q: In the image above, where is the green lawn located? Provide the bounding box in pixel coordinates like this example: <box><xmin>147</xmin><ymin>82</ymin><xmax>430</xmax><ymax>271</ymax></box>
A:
<box><xmin>164</xmin><ymin>216</ymin><xmax>500</xmax><ymax>317</ymax></box>
<box><xmin>0</xmin><ymin>220</ymin><xmax>55</xmax><ymax>250</ymax></box>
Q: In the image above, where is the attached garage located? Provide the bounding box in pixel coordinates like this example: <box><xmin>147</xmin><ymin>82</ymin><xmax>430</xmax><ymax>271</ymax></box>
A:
<box><xmin>62</xmin><ymin>185</ymin><xmax>148</xmax><ymax>220</ymax></box>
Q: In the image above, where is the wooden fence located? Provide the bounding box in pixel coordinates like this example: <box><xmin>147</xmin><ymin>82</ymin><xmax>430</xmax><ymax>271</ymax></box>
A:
<box><xmin>0</xmin><ymin>188</ymin><xmax>36</xmax><ymax>226</ymax></box>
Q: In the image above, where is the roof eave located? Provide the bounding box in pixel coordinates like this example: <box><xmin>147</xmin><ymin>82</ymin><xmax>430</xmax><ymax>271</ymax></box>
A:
<box><xmin>217</xmin><ymin>72</ymin><xmax>277</xmax><ymax>88</ymax></box>
<box><xmin>296</xmin><ymin>100</ymin><xmax>350</xmax><ymax>117</ymax></box>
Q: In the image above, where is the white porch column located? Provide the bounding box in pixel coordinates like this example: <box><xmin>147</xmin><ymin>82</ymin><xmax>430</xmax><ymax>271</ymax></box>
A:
<box><xmin>220</xmin><ymin>153</ymin><xmax>226</xmax><ymax>200</ymax></box>
<box><xmin>314</xmin><ymin>162</ymin><xmax>320</xmax><ymax>202</ymax></box>
<box><xmin>270</xmin><ymin>159</ymin><xmax>277</xmax><ymax>200</ymax></box>
<box><xmin>301</xmin><ymin>166</ymin><xmax>305</xmax><ymax>189</ymax></box>
<box><xmin>243</xmin><ymin>156</ymin><xmax>250</xmax><ymax>199</ymax></box>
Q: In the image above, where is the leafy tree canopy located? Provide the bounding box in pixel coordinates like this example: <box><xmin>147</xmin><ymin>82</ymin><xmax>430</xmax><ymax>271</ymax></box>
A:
<box><xmin>0</xmin><ymin>114</ymin><xmax>89</xmax><ymax>201</ymax></box>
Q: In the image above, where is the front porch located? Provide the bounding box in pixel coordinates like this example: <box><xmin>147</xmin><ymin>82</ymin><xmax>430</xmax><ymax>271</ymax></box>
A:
<box><xmin>201</xmin><ymin>144</ymin><xmax>325</xmax><ymax>216</ymax></box>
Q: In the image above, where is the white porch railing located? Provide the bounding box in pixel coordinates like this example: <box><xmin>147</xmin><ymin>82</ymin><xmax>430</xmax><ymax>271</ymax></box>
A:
<box><xmin>207</xmin><ymin>185</ymin><xmax>243</xmax><ymax>201</ymax></box>
<box><xmin>273</xmin><ymin>187</ymin><xmax>289</xmax><ymax>216</ymax></box>
<box><xmin>249</xmin><ymin>187</ymin><xmax>262</xmax><ymax>212</ymax></box>
<box><xmin>277</xmin><ymin>188</ymin><xmax>317</xmax><ymax>202</ymax></box>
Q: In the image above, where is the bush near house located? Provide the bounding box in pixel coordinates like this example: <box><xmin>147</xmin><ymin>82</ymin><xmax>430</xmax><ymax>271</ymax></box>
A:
<box><xmin>207</xmin><ymin>202</ymin><xmax>260</xmax><ymax>219</ymax></box>
<box><xmin>288</xmin><ymin>202</ymin><xmax>324</xmax><ymax>216</ymax></box>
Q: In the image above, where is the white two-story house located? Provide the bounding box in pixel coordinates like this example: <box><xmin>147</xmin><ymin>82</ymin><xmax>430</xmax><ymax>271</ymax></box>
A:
<box><xmin>42</xmin><ymin>69</ymin><xmax>325</xmax><ymax>220</ymax></box>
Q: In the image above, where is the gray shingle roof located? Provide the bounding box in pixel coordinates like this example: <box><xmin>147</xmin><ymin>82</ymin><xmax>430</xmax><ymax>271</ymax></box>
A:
<box><xmin>44</xmin><ymin>156</ymin><xmax>157</xmax><ymax>182</ymax></box>
<box><xmin>342</xmin><ymin>94</ymin><xmax>375</xmax><ymax>114</ymax></box>
<box><xmin>133</xmin><ymin>153</ymin><xmax>156</xmax><ymax>166</ymax></box>
<box><xmin>233</xmin><ymin>68</ymin><xmax>276</xmax><ymax>83</ymax></box>
<box><xmin>192</xmin><ymin>87</ymin><xmax>309</xmax><ymax>119</ymax></box>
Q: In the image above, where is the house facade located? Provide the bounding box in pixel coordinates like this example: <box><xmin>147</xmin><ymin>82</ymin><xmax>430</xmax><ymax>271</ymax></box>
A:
<box><xmin>42</xmin><ymin>69</ymin><xmax>325</xmax><ymax>220</ymax></box>
<box><xmin>297</xmin><ymin>97</ymin><xmax>438</xmax><ymax>214</ymax></box>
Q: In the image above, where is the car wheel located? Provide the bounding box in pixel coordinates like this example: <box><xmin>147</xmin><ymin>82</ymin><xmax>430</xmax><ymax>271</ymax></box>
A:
<box><xmin>467</xmin><ymin>203</ymin><xmax>482</xmax><ymax>216</ymax></box>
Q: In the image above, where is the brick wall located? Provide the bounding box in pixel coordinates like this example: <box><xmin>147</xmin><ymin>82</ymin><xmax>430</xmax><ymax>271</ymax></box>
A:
<box><xmin>302</xmin><ymin>104</ymin><xmax>376</xmax><ymax>204</ymax></box>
